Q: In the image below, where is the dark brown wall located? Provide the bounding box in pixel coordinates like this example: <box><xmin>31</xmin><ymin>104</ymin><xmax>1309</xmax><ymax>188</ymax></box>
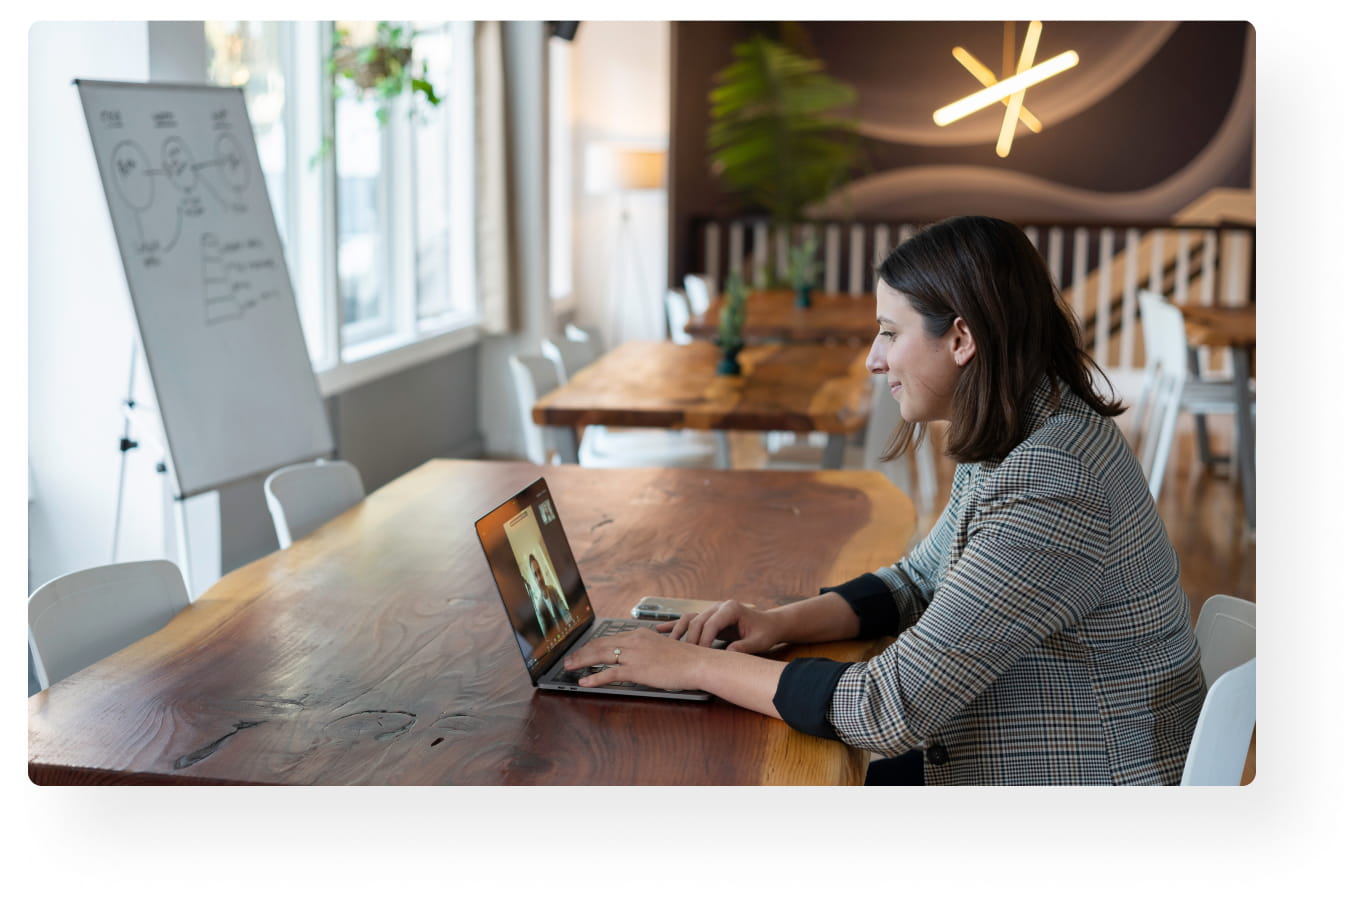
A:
<box><xmin>668</xmin><ymin>21</ymin><xmax>1254</xmax><ymax>282</ymax></box>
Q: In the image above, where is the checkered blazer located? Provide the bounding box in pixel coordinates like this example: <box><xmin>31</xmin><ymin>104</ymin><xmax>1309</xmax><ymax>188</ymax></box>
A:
<box><xmin>819</xmin><ymin>381</ymin><xmax>1205</xmax><ymax>784</ymax></box>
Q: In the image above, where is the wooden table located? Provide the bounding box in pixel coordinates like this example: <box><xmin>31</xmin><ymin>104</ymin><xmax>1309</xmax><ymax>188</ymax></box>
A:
<box><xmin>685</xmin><ymin>289</ymin><xmax>876</xmax><ymax>344</ymax></box>
<box><xmin>1181</xmin><ymin>305</ymin><xmax>1256</xmax><ymax>529</ymax></box>
<box><xmin>533</xmin><ymin>340</ymin><xmax>873</xmax><ymax>469</ymax></box>
<box><xmin>28</xmin><ymin>460</ymin><xmax>917</xmax><ymax>785</ymax></box>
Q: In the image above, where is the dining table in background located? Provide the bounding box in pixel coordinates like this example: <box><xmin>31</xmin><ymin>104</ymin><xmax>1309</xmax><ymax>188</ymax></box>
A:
<box><xmin>28</xmin><ymin>459</ymin><xmax>919</xmax><ymax>785</ymax></box>
<box><xmin>1180</xmin><ymin>303</ymin><xmax>1256</xmax><ymax>529</ymax></box>
<box><xmin>685</xmin><ymin>288</ymin><xmax>877</xmax><ymax>344</ymax></box>
<box><xmin>533</xmin><ymin>340</ymin><xmax>873</xmax><ymax>469</ymax></box>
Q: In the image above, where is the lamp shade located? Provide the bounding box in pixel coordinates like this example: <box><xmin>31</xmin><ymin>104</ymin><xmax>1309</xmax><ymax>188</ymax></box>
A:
<box><xmin>586</xmin><ymin>145</ymin><xmax>666</xmax><ymax>194</ymax></box>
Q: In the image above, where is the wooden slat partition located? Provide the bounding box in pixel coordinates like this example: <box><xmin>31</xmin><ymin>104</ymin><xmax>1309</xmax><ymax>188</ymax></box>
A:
<box><xmin>688</xmin><ymin>216</ymin><xmax>1254</xmax><ymax>377</ymax></box>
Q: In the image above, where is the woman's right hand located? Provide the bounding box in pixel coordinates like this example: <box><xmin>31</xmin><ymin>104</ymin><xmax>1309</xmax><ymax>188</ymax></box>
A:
<box><xmin>659</xmin><ymin>599</ymin><xmax>785</xmax><ymax>655</ymax></box>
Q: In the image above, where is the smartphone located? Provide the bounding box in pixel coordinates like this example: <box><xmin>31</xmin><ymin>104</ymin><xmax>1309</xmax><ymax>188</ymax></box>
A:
<box><xmin>630</xmin><ymin>596</ymin><xmax>721</xmax><ymax>620</ymax></box>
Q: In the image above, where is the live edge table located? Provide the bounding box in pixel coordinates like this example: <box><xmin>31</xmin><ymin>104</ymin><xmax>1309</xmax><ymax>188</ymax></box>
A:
<box><xmin>685</xmin><ymin>289</ymin><xmax>877</xmax><ymax>344</ymax></box>
<box><xmin>29</xmin><ymin>460</ymin><xmax>917</xmax><ymax>785</ymax></box>
<box><xmin>533</xmin><ymin>340</ymin><xmax>873</xmax><ymax>469</ymax></box>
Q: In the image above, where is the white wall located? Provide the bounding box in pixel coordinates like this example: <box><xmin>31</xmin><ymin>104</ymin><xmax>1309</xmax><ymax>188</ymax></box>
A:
<box><xmin>28</xmin><ymin>22</ymin><xmax>220</xmax><ymax>598</ymax></box>
<box><xmin>570</xmin><ymin>22</ymin><xmax>671</xmax><ymax>347</ymax></box>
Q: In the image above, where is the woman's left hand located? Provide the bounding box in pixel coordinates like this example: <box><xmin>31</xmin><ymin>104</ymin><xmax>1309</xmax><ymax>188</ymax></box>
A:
<box><xmin>563</xmin><ymin>627</ymin><xmax>710</xmax><ymax>691</ymax></box>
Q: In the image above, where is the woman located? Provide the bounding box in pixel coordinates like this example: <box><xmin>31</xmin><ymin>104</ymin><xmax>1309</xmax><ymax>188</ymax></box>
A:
<box><xmin>564</xmin><ymin>215</ymin><xmax>1206</xmax><ymax>785</ymax></box>
<box><xmin>527</xmin><ymin>553</ymin><xmax>571</xmax><ymax>637</ymax></box>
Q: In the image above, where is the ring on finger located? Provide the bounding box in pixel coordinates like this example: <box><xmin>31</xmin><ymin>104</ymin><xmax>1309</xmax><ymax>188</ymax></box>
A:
<box><xmin>613</xmin><ymin>647</ymin><xmax>622</xmax><ymax>665</ymax></box>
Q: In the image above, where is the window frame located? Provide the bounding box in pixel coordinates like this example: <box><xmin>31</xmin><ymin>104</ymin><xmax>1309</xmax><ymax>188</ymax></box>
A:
<box><xmin>206</xmin><ymin>20</ymin><xmax>482</xmax><ymax>398</ymax></box>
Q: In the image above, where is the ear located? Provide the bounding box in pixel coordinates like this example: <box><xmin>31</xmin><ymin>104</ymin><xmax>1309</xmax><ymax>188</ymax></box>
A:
<box><xmin>949</xmin><ymin>316</ymin><xmax>977</xmax><ymax>367</ymax></box>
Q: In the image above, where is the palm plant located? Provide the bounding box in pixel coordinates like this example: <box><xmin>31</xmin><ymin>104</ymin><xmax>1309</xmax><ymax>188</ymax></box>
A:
<box><xmin>707</xmin><ymin>33</ymin><xmax>860</xmax><ymax>225</ymax></box>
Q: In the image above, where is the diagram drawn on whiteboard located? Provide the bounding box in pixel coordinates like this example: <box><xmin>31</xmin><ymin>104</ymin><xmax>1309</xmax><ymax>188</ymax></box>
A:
<box><xmin>108</xmin><ymin>126</ymin><xmax>279</xmax><ymax>326</ymax></box>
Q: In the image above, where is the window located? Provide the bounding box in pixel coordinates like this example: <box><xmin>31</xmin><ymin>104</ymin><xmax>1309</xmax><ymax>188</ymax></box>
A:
<box><xmin>205</xmin><ymin>20</ymin><xmax>479</xmax><ymax>387</ymax></box>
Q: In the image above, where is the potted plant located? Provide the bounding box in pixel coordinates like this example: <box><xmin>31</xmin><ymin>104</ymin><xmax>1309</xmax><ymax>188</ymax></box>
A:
<box><xmin>316</xmin><ymin>22</ymin><xmax>442</xmax><ymax>160</ymax></box>
<box><xmin>786</xmin><ymin>235</ymin><xmax>823</xmax><ymax>308</ymax></box>
<box><xmin>707</xmin><ymin>31</ymin><xmax>861</xmax><ymax>226</ymax></box>
<box><xmin>715</xmin><ymin>269</ymin><xmax>749</xmax><ymax>375</ymax></box>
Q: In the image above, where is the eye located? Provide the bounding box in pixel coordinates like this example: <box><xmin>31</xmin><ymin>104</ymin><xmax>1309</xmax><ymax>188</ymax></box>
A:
<box><xmin>878</xmin><ymin>329</ymin><xmax>896</xmax><ymax>339</ymax></box>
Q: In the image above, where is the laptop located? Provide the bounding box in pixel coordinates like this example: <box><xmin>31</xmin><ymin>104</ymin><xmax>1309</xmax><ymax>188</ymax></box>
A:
<box><xmin>474</xmin><ymin>477</ymin><xmax>712</xmax><ymax>701</ymax></box>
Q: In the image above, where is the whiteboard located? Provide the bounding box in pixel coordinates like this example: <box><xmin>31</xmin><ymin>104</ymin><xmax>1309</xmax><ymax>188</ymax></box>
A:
<box><xmin>76</xmin><ymin>79</ymin><xmax>333</xmax><ymax>498</ymax></box>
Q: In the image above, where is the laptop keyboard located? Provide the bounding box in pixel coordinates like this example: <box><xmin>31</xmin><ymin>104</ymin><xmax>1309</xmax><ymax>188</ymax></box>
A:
<box><xmin>551</xmin><ymin>620</ymin><xmax>650</xmax><ymax>689</ymax></box>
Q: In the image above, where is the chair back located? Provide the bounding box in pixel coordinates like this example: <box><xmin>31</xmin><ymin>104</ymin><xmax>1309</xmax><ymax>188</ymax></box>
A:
<box><xmin>683</xmin><ymin>273</ymin><xmax>714</xmax><ymax>316</ymax></box>
<box><xmin>1181</xmin><ymin>658</ymin><xmax>1256</xmax><ymax>786</ymax></box>
<box><xmin>1131</xmin><ymin>290</ymin><xmax>1189</xmax><ymax>499</ymax></box>
<box><xmin>564</xmin><ymin>322</ymin><xmax>604</xmax><ymax>353</ymax></box>
<box><xmin>510</xmin><ymin>353</ymin><xmax>564</xmax><ymax>464</ymax></box>
<box><xmin>665</xmin><ymin>289</ymin><xmax>694</xmax><ymax>344</ymax></box>
<box><xmin>860</xmin><ymin>380</ymin><xmax>912</xmax><ymax>497</ymax></box>
<box><xmin>1195</xmin><ymin>593</ymin><xmax>1256</xmax><ymax>686</ymax></box>
<box><xmin>264</xmin><ymin>459</ymin><xmax>365</xmax><ymax>550</ymax></box>
<box><xmin>28</xmin><ymin>559</ymin><xmax>190</xmax><ymax>690</ymax></box>
<box><xmin>541</xmin><ymin>334</ymin><xmax>599</xmax><ymax>384</ymax></box>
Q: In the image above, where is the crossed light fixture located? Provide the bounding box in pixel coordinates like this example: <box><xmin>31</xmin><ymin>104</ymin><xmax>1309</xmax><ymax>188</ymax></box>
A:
<box><xmin>932</xmin><ymin>21</ymin><xmax>1078</xmax><ymax>158</ymax></box>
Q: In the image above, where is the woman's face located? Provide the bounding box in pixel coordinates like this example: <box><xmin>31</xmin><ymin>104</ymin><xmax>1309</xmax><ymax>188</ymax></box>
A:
<box><xmin>867</xmin><ymin>280</ymin><xmax>972</xmax><ymax>424</ymax></box>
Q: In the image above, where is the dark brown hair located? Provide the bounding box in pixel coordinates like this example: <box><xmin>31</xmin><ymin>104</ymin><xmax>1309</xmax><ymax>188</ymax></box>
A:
<box><xmin>877</xmin><ymin>215</ymin><xmax>1124</xmax><ymax>464</ymax></box>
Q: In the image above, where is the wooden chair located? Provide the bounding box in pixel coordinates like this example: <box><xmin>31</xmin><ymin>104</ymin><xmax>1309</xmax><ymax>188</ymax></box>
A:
<box><xmin>264</xmin><ymin>459</ymin><xmax>365</xmax><ymax>549</ymax></box>
<box><xmin>29</xmin><ymin>559</ymin><xmax>190</xmax><ymax>690</ymax></box>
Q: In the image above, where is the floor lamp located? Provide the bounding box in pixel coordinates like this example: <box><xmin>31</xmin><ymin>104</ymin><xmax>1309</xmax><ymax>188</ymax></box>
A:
<box><xmin>588</xmin><ymin>145</ymin><xmax>665</xmax><ymax>347</ymax></box>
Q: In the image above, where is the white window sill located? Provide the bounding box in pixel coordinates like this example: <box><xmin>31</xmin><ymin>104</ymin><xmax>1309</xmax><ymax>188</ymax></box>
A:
<box><xmin>315</xmin><ymin>318</ymin><xmax>482</xmax><ymax>397</ymax></box>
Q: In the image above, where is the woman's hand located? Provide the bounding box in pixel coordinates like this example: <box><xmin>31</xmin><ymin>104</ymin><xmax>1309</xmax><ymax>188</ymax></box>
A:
<box><xmin>562</xmin><ymin>627</ymin><xmax>712</xmax><ymax>691</ymax></box>
<box><xmin>661</xmin><ymin>599</ymin><xmax>785</xmax><ymax>655</ymax></box>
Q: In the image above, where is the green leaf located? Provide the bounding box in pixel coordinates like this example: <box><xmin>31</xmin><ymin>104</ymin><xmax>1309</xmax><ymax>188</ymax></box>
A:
<box><xmin>707</xmin><ymin>33</ymin><xmax>862</xmax><ymax>223</ymax></box>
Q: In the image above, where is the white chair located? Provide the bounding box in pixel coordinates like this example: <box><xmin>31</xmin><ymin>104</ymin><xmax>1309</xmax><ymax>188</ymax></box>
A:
<box><xmin>28</xmin><ymin>559</ymin><xmax>190</xmax><ymax>690</ymax></box>
<box><xmin>510</xmin><ymin>352</ymin><xmax>720</xmax><ymax>468</ymax></box>
<box><xmin>1136</xmin><ymin>290</ymin><xmax>1254</xmax><ymax>469</ymax></box>
<box><xmin>264</xmin><ymin>459</ymin><xmax>365</xmax><ymax>550</ymax></box>
<box><xmin>510</xmin><ymin>353</ymin><xmax>564</xmax><ymax>464</ymax></box>
<box><xmin>564</xmin><ymin>322</ymin><xmax>603</xmax><ymax>349</ymax></box>
<box><xmin>541</xmin><ymin>334</ymin><xmax>599</xmax><ymax>385</ymax></box>
<box><xmin>1195</xmin><ymin>593</ymin><xmax>1256</xmax><ymax>686</ymax></box>
<box><xmin>1181</xmin><ymin>657</ymin><xmax>1255</xmax><ymax>786</ymax></box>
<box><xmin>1129</xmin><ymin>291</ymin><xmax>1189</xmax><ymax>500</ymax></box>
<box><xmin>763</xmin><ymin>379</ymin><xmax>940</xmax><ymax>512</ymax></box>
<box><xmin>683</xmin><ymin>273</ymin><xmax>714</xmax><ymax>317</ymax></box>
<box><xmin>665</xmin><ymin>288</ymin><xmax>694</xmax><ymax>344</ymax></box>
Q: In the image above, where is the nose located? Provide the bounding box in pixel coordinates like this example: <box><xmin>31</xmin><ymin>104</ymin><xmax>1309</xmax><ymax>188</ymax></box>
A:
<box><xmin>866</xmin><ymin>342</ymin><xmax>887</xmax><ymax>375</ymax></box>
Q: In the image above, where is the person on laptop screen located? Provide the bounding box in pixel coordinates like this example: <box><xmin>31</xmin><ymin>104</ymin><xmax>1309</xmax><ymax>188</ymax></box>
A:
<box><xmin>564</xmin><ymin>215</ymin><xmax>1207</xmax><ymax>786</ymax></box>
<box><xmin>525</xmin><ymin>553</ymin><xmax>571</xmax><ymax>638</ymax></box>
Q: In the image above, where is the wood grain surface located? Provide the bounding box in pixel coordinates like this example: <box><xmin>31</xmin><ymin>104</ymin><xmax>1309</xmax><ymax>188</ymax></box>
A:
<box><xmin>686</xmin><ymin>289</ymin><xmax>877</xmax><ymax>344</ymax></box>
<box><xmin>29</xmin><ymin>460</ymin><xmax>917</xmax><ymax>786</ymax></box>
<box><xmin>532</xmin><ymin>340</ymin><xmax>873</xmax><ymax>434</ymax></box>
<box><xmin>1180</xmin><ymin>304</ymin><xmax>1256</xmax><ymax>348</ymax></box>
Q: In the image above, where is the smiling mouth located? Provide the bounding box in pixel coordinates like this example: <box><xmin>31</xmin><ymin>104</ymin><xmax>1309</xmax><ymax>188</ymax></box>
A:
<box><xmin>889</xmin><ymin>381</ymin><xmax>902</xmax><ymax>395</ymax></box>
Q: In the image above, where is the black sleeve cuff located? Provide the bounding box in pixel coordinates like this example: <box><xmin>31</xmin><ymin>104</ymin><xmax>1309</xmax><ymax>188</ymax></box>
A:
<box><xmin>820</xmin><ymin>572</ymin><xmax>899</xmax><ymax>639</ymax></box>
<box><xmin>773</xmin><ymin>657</ymin><xmax>854</xmax><ymax>739</ymax></box>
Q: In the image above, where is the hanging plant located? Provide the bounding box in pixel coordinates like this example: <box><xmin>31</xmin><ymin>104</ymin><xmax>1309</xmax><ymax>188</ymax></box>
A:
<box><xmin>315</xmin><ymin>22</ymin><xmax>443</xmax><ymax>162</ymax></box>
<box><xmin>707</xmin><ymin>33</ymin><xmax>861</xmax><ymax>225</ymax></box>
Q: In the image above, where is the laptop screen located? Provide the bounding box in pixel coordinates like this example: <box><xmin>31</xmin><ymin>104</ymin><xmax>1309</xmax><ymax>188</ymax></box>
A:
<box><xmin>475</xmin><ymin>478</ymin><xmax>595</xmax><ymax>680</ymax></box>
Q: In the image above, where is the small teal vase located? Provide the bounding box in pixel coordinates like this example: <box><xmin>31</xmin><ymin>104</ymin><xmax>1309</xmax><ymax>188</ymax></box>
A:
<box><xmin>795</xmin><ymin>284</ymin><xmax>812</xmax><ymax>308</ymax></box>
<box><xmin>716</xmin><ymin>342</ymin><xmax>744</xmax><ymax>375</ymax></box>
